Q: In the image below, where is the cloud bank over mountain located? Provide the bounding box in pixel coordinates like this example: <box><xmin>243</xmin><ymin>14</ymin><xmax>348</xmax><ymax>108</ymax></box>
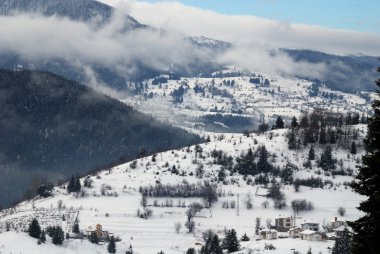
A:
<box><xmin>102</xmin><ymin>0</ymin><xmax>380</xmax><ymax>56</ymax></box>
<box><xmin>0</xmin><ymin>0</ymin><xmax>377</xmax><ymax>93</ymax></box>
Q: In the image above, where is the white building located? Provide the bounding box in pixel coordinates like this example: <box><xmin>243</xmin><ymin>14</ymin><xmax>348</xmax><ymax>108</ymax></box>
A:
<box><xmin>260</xmin><ymin>229</ymin><xmax>278</xmax><ymax>240</ymax></box>
<box><xmin>300</xmin><ymin>230</ymin><xmax>323</xmax><ymax>241</ymax></box>
<box><xmin>289</xmin><ymin>227</ymin><xmax>303</xmax><ymax>238</ymax></box>
<box><xmin>301</xmin><ymin>222</ymin><xmax>319</xmax><ymax>231</ymax></box>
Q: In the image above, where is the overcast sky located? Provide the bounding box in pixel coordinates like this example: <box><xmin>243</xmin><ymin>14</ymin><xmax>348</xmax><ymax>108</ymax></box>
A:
<box><xmin>99</xmin><ymin>0</ymin><xmax>380</xmax><ymax>56</ymax></box>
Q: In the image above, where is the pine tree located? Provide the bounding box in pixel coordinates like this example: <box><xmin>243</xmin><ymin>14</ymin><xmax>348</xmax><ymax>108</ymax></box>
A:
<box><xmin>290</xmin><ymin>116</ymin><xmax>298</xmax><ymax>129</ymax></box>
<box><xmin>72</xmin><ymin>223</ymin><xmax>80</xmax><ymax>234</ymax></box>
<box><xmin>89</xmin><ymin>231</ymin><xmax>99</xmax><ymax>244</ymax></box>
<box><xmin>299</xmin><ymin>115</ymin><xmax>309</xmax><ymax>128</ymax></box>
<box><xmin>329</xmin><ymin>130</ymin><xmax>336</xmax><ymax>144</ymax></box>
<box><xmin>280</xmin><ymin>162</ymin><xmax>294</xmax><ymax>184</ymax></box>
<box><xmin>126</xmin><ymin>244</ymin><xmax>133</xmax><ymax>254</ymax></box>
<box><xmin>201</xmin><ymin>234</ymin><xmax>222</xmax><ymax>254</ymax></box>
<box><xmin>107</xmin><ymin>236</ymin><xmax>116</xmax><ymax>253</ymax></box>
<box><xmin>319</xmin><ymin>127</ymin><xmax>327</xmax><ymax>144</ymax></box>
<box><xmin>349</xmin><ymin>66</ymin><xmax>380</xmax><ymax>254</ymax></box>
<box><xmin>67</xmin><ymin>175</ymin><xmax>76</xmax><ymax>193</ymax></box>
<box><xmin>186</xmin><ymin>248</ymin><xmax>196</xmax><ymax>254</ymax></box>
<box><xmin>332</xmin><ymin>229</ymin><xmax>352</xmax><ymax>254</ymax></box>
<box><xmin>240</xmin><ymin>233</ymin><xmax>250</xmax><ymax>241</ymax></box>
<box><xmin>74</xmin><ymin>177</ymin><xmax>81</xmax><ymax>192</ymax></box>
<box><xmin>257</xmin><ymin>146</ymin><xmax>271</xmax><ymax>173</ymax></box>
<box><xmin>274</xmin><ymin>116</ymin><xmax>285</xmax><ymax>129</ymax></box>
<box><xmin>235</xmin><ymin>148</ymin><xmax>256</xmax><ymax>175</ymax></box>
<box><xmin>303</xmin><ymin>128</ymin><xmax>314</xmax><ymax>145</ymax></box>
<box><xmin>319</xmin><ymin>146</ymin><xmax>335</xmax><ymax>171</ymax></box>
<box><xmin>351</xmin><ymin>142</ymin><xmax>357</xmax><ymax>155</ymax></box>
<box><xmin>67</xmin><ymin>175</ymin><xmax>81</xmax><ymax>193</ymax></box>
<box><xmin>308</xmin><ymin>146</ymin><xmax>315</xmax><ymax>160</ymax></box>
<box><xmin>223</xmin><ymin>229</ymin><xmax>240</xmax><ymax>253</ymax></box>
<box><xmin>28</xmin><ymin>218</ymin><xmax>41</xmax><ymax>239</ymax></box>
<box><xmin>306</xmin><ymin>247</ymin><xmax>312</xmax><ymax>254</ymax></box>
<box><xmin>51</xmin><ymin>226</ymin><xmax>64</xmax><ymax>245</ymax></box>
<box><xmin>288</xmin><ymin>130</ymin><xmax>297</xmax><ymax>150</ymax></box>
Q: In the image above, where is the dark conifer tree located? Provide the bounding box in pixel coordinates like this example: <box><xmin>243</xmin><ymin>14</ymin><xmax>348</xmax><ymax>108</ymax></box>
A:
<box><xmin>74</xmin><ymin>176</ymin><xmax>81</xmax><ymax>192</ymax></box>
<box><xmin>319</xmin><ymin>127</ymin><xmax>327</xmax><ymax>144</ymax></box>
<box><xmin>319</xmin><ymin>146</ymin><xmax>335</xmax><ymax>171</ymax></box>
<box><xmin>288</xmin><ymin>130</ymin><xmax>297</xmax><ymax>150</ymax></box>
<box><xmin>201</xmin><ymin>234</ymin><xmax>222</xmax><ymax>254</ymax></box>
<box><xmin>349</xmin><ymin>66</ymin><xmax>380</xmax><ymax>254</ymax></box>
<box><xmin>223</xmin><ymin>229</ymin><xmax>240</xmax><ymax>253</ymax></box>
<box><xmin>332</xmin><ymin>229</ymin><xmax>352</xmax><ymax>254</ymax></box>
<box><xmin>90</xmin><ymin>231</ymin><xmax>99</xmax><ymax>244</ymax></box>
<box><xmin>240</xmin><ymin>233</ymin><xmax>250</xmax><ymax>241</ymax></box>
<box><xmin>28</xmin><ymin>218</ymin><xmax>41</xmax><ymax>239</ymax></box>
<box><xmin>274</xmin><ymin>116</ymin><xmax>285</xmax><ymax>129</ymax></box>
<box><xmin>290</xmin><ymin>116</ymin><xmax>298</xmax><ymax>129</ymax></box>
<box><xmin>210</xmin><ymin>235</ymin><xmax>223</xmax><ymax>254</ymax></box>
<box><xmin>329</xmin><ymin>130</ymin><xmax>337</xmax><ymax>144</ymax></box>
<box><xmin>67</xmin><ymin>175</ymin><xmax>76</xmax><ymax>193</ymax></box>
<box><xmin>72</xmin><ymin>223</ymin><xmax>80</xmax><ymax>234</ymax></box>
<box><xmin>257</xmin><ymin>146</ymin><xmax>271</xmax><ymax>173</ymax></box>
<box><xmin>351</xmin><ymin>142</ymin><xmax>357</xmax><ymax>155</ymax></box>
<box><xmin>303</xmin><ymin>128</ymin><xmax>314</xmax><ymax>145</ymax></box>
<box><xmin>235</xmin><ymin>148</ymin><xmax>256</xmax><ymax>175</ymax></box>
<box><xmin>108</xmin><ymin>236</ymin><xmax>116</xmax><ymax>253</ymax></box>
<box><xmin>280</xmin><ymin>162</ymin><xmax>294</xmax><ymax>184</ymax></box>
<box><xmin>308</xmin><ymin>146</ymin><xmax>315</xmax><ymax>160</ymax></box>
<box><xmin>186</xmin><ymin>248</ymin><xmax>196</xmax><ymax>254</ymax></box>
<box><xmin>51</xmin><ymin>226</ymin><xmax>64</xmax><ymax>245</ymax></box>
<box><xmin>299</xmin><ymin>114</ymin><xmax>309</xmax><ymax>128</ymax></box>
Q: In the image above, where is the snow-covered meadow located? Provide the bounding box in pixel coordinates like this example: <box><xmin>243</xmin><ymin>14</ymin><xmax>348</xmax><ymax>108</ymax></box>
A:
<box><xmin>0</xmin><ymin>127</ymin><xmax>366</xmax><ymax>254</ymax></box>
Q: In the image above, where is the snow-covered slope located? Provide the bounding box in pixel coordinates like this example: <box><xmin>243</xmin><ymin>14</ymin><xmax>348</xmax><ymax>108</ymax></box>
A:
<box><xmin>0</xmin><ymin>126</ymin><xmax>366</xmax><ymax>254</ymax></box>
<box><xmin>124</xmin><ymin>72</ymin><xmax>373</xmax><ymax>133</ymax></box>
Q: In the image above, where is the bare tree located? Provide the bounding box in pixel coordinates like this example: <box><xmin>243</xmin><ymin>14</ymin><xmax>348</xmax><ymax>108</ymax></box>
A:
<box><xmin>266</xmin><ymin>218</ymin><xmax>272</xmax><ymax>229</ymax></box>
<box><xmin>141</xmin><ymin>194</ymin><xmax>147</xmax><ymax>208</ymax></box>
<box><xmin>174</xmin><ymin>222</ymin><xmax>182</xmax><ymax>234</ymax></box>
<box><xmin>185</xmin><ymin>219</ymin><xmax>195</xmax><ymax>233</ymax></box>
<box><xmin>338</xmin><ymin>207</ymin><xmax>346</xmax><ymax>216</ymax></box>
<box><xmin>245</xmin><ymin>192</ymin><xmax>253</xmax><ymax>209</ymax></box>
<box><xmin>261</xmin><ymin>200</ymin><xmax>269</xmax><ymax>208</ymax></box>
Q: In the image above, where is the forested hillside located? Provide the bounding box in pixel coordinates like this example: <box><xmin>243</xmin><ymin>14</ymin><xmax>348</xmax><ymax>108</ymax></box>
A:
<box><xmin>0</xmin><ymin>70</ymin><xmax>202</xmax><ymax>208</ymax></box>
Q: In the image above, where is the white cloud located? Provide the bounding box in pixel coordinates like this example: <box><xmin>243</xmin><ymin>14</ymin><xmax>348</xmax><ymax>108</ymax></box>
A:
<box><xmin>100</xmin><ymin>0</ymin><xmax>380</xmax><ymax>56</ymax></box>
<box><xmin>0</xmin><ymin>13</ymin><xmax>211</xmax><ymax>77</ymax></box>
<box><xmin>0</xmin><ymin>1</ymin><xmax>376</xmax><ymax>93</ymax></box>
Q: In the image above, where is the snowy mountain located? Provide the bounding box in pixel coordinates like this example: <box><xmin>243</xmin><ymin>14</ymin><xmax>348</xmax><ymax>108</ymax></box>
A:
<box><xmin>0</xmin><ymin>124</ymin><xmax>366</xmax><ymax>253</ymax></box>
<box><xmin>0</xmin><ymin>0</ymin><xmax>144</xmax><ymax>29</ymax></box>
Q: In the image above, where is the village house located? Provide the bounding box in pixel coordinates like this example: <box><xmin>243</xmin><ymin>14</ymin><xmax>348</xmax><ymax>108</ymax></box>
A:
<box><xmin>331</xmin><ymin>217</ymin><xmax>347</xmax><ymax>229</ymax></box>
<box><xmin>288</xmin><ymin>227</ymin><xmax>303</xmax><ymax>238</ymax></box>
<box><xmin>275</xmin><ymin>216</ymin><xmax>295</xmax><ymax>232</ymax></box>
<box><xmin>259</xmin><ymin>229</ymin><xmax>278</xmax><ymax>240</ymax></box>
<box><xmin>301</xmin><ymin>222</ymin><xmax>319</xmax><ymax>231</ymax></box>
<box><xmin>300</xmin><ymin>230</ymin><xmax>323</xmax><ymax>241</ymax></box>
<box><xmin>86</xmin><ymin>224</ymin><xmax>110</xmax><ymax>241</ymax></box>
<box><xmin>333</xmin><ymin>225</ymin><xmax>353</xmax><ymax>238</ymax></box>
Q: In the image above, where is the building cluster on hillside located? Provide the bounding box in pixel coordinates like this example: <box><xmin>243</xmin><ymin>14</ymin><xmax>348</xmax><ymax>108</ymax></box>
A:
<box><xmin>257</xmin><ymin>216</ymin><xmax>352</xmax><ymax>242</ymax></box>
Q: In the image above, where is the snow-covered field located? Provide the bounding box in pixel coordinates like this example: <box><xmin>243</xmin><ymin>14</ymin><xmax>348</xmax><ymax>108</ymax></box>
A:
<box><xmin>0</xmin><ymin>127</ymin><xmax>366</xmax><ymax>254</ymax></box>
